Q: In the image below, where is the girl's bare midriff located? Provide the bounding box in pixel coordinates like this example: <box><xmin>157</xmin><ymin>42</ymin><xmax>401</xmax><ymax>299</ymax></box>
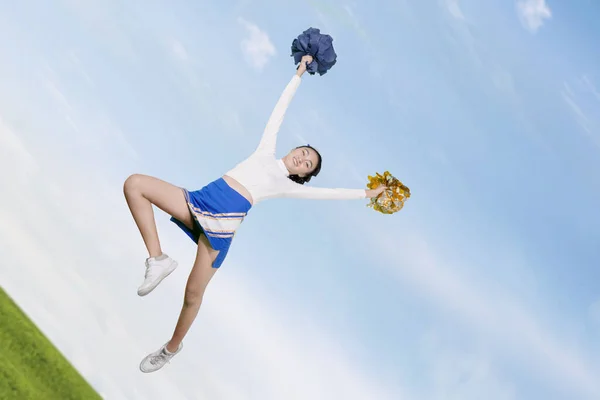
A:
<box><xmin>222</xmin><ymin>175</ymin><xmax>254</xmax><ymax>206</ymax></box>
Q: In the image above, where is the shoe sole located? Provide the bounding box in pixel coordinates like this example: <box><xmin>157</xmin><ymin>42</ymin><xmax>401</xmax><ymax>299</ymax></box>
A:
<box><xmin>140</xmin><ymin>364</ymin><xmax>161</xmax><ymax>373</ymax></box>
<box><xmin>137</xmin><ymin>261</ymin><xmax>178</xmax><ymax>296</ymax></box>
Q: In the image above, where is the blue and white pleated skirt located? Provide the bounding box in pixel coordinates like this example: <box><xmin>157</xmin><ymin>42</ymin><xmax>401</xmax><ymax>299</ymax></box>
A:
<box><xmin>170</xmin><ymin>178</ymin><xmax>252</xmax><ymax>268</ymax></box>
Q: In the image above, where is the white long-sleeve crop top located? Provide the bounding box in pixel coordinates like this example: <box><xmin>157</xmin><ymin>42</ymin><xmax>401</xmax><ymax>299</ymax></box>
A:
<box><xmin>224</xmin><ymin>74</ymin><xmax>367</xmax><ymax>205</ymax></box>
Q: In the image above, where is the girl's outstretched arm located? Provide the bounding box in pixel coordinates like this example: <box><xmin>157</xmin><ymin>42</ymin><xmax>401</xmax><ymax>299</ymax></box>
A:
<box><xmin>282</xmin><ymin>184</ymin><xmax>385</xmax><ymax>200</ymax></box>
<box><xmin>255</xmin><ymin>55</ymin><xmax>313</xmax><ymax>155</ymax></box>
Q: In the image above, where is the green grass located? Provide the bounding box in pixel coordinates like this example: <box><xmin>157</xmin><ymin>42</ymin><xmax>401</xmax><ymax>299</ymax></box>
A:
<box><xmin>0</xmin><ymin>287</ymin><xmax>102</xmax><ymax>400</ymax></box>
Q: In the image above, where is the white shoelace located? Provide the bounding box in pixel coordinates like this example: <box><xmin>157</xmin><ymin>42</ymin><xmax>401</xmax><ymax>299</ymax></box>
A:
<box><xmin>150</xmin><ymin>350</ymin><xmax>170</xmax><ymax>365</ymax></box>
<box><xmin>144</xmin><ymin>263</ymin><xmax>159</xmax><ymax>279</ymax></box>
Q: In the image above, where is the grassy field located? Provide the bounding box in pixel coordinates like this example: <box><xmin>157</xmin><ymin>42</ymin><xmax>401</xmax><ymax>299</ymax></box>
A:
<box><xmin>0</xmin><ymin>287</ymin><xmax>102</xmax><ymax>400</ymax></box>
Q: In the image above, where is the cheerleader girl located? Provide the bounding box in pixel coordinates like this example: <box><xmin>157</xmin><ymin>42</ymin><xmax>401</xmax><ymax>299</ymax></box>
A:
<box><xmin>123</xmin><ymin>55</ymin><xmax>386</xmax><ymax>372</ymax></box>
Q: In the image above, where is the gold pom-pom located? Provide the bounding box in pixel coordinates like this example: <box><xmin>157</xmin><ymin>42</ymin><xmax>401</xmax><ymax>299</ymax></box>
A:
<box><xmin>367</xmin><ymin>171</ymin><xmax>410</xmax><ymax>214</ymax></box>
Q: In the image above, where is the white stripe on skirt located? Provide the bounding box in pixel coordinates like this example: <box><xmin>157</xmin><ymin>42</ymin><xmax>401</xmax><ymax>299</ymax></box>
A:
<box><xmin>193</xmin><ymin>210</ymin><xmax>244</xmax><ymax>234</ymax></box>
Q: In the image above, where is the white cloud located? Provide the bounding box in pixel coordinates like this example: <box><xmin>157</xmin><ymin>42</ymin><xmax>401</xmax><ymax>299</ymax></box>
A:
<box><xmin>580</xmin><ymin>75</ymin><xmax>600</xmax><ymax>101</ymax></box>
<box><xmin>170</xmin><ymin>39</ymin><xmax>189</xmax><ymax>62</ymax></box>
<box><xmin>516</xmin><ymin>0</ymin><xmax>552</xmax><ymax>33</ymax></box>
<box><xmin>562</xmin><ymin>80</ymin><xmax>600</xmax><ymax>148</ymax></box>
<box><xmin>238</xmin><ymin>18</ymin><xmax>276</xmax><ymax>71</ymax></box>
<box><xmin>562</xmin><ymin>84</ymin><xmax>592</xmax><ymax>134</ymax></box>
<box><xmin>444</xmin><ymin>0</ymin><xmax>465</xmax><ymax>20</ymax></box>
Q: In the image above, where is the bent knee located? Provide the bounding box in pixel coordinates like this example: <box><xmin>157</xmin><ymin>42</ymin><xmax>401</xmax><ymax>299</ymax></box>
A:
<box><xmin>123</xmin><ymin>173</ymin><xmax>145</xmax><ymax>194</ymax></box>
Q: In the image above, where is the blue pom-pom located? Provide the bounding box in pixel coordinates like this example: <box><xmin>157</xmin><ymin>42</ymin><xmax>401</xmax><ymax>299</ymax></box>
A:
<box><xmin>291</xmin><ymin>27</ymin><xmax>337</xmax><ymax>76</ymax></box>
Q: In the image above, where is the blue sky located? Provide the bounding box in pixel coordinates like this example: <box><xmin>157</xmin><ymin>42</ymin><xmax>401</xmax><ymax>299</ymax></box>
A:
<box><xmin>1</xmin><ymin>0</ymin><xmax>600</xmax><ymax>399</ymax></box>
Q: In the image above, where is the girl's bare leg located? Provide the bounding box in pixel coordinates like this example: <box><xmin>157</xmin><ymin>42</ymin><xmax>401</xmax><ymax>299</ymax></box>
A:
<box><xmin>166</xmin><ymin>234</ymin><xmax>219</xmax><ymax>352</ymax></box>
<box><xmin>123</xmin><ymin>173</ymin><xmax>193</xmax><ymax>257</ymax></box>
<box><xmin>139</xmin><ymin>235</ymin><xmax>219</xmax><ymax>373</ymax></box>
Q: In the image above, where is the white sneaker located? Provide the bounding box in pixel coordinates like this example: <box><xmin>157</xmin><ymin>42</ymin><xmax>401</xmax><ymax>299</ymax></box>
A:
<box><xmin>137</xmin><ymin>254</ymin><xmax>178</xmax><ymax>296</ymax></box>
<box><xmin>139</xmin><ymin>342</ymin><xmax>183</xmax><ymax>373</ymax></box>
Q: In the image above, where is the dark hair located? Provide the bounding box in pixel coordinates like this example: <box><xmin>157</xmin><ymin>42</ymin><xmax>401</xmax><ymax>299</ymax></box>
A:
<box><xmin>288</xmin><ymin>145</ymin><xmax>322</xmax><ymax>185</ymax></box>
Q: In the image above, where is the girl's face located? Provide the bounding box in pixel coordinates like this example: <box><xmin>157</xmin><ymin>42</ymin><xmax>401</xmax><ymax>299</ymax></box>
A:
<box><xmin>284</xmin><ymin>146</ymin><xmax>319</xmax><ymax>177</ymax></box>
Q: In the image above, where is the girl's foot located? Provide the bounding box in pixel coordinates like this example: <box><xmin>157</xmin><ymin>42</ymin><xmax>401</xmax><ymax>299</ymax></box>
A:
<box><xmin>137</xmin><ymin>254</ymin><xmax>178</xmax><ymax>296</ymax></box>
<box><xmin>139</xmin><ymin>341</ymin><xmax>183</xmax><ymax>373</ymax></box>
